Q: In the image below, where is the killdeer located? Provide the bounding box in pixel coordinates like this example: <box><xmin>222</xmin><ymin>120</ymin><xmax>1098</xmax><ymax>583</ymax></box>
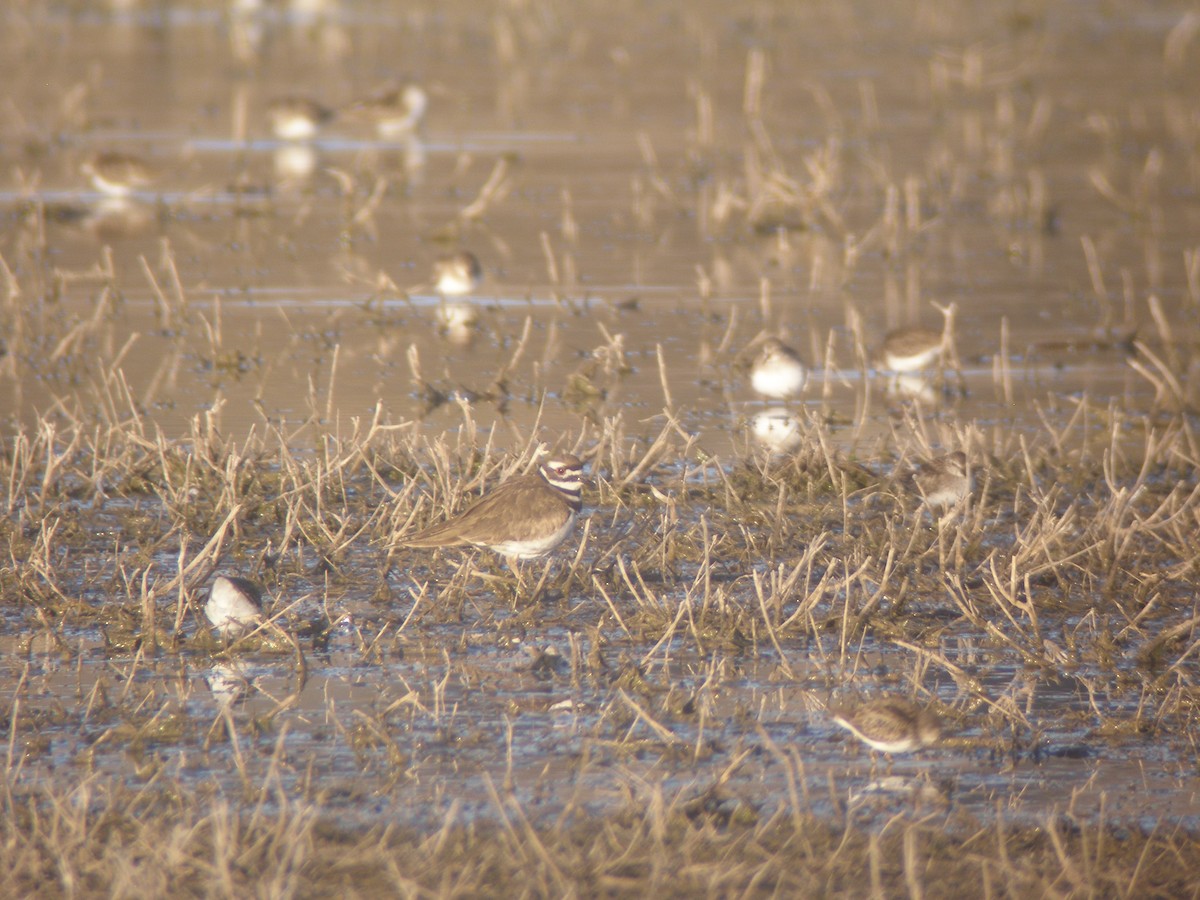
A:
<box><xmin>831</xmin><ymin>697</ymin><xmax>943</xmax><ymax>754</ymax></box>
<box><xmin>205</xmin><ymin>574</ymin><xmax>264</xmax><ymax>638</ymax></box>
<box><xmin>749</xmin><ymin>338</ymin><xmax>808</xmax><ymax>399</ymax></box>
<box><xmin>395</xmin><ymin>452</ymin><xmax>585</xmax><ymax>565</ymax></box>
<box><xmin>909</xmin><ymin>451</ymin><xmax>970</xmax><ymax>511</ymax></box>
<box><xmin>81</xmin><ymin>152</ymin><xmax>155</xmax><ymax>197</ymax></box>
<box><xmin>346</xmin><ymin>83</ymin><xmax>428</xmax><ymax>139</ymax></box>
<box><xmin>267</xmin><ymin>96</ymin><xmax>334</xmax><ymax>141</ymax></box>
<box><xmin>432</xmin><ymin>250</ymin><xmax>484</xmax><ymax>296</ymax></box>
<box><xmin>879</xmin><ymin>326</ymin><xmax>944</xmax><ymax>373</ymax></box>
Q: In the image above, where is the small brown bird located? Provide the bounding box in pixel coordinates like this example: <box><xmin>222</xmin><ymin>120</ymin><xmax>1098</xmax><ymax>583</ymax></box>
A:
<box><xmin>749</xmin><ymin>338</ymin><xmax>808</xmax><ymax>399</ymax></box>
<box><xmin>831</xmin><ymin>697</ymin><xmax>943</xmax><ymax>754</ymax></box>
<box><xmin>81</xmin><ymin>152</ymin><xmax>155</xmax><ymax>197</ymax></box>
<box><xmin>267</xmin><ymin>96</ymin><xmax>334</xmax><ymax>140</ymax></box>
<box><xmin>205</xmin><ymin>574</ymin><xmax>264</xmax><ymax>638</ymax></box>
<box><xmin>879</xmin><ymin>326</ymin><xmax>944</xmax><ymax>373</ymax></box>
<box><xmin>396</xmin><ymin>453</ymin><xmax>585</xmax><ymax>565</ymax></box>
<box><xmin>432</xmin><ymin>250</ymin><xmax>484</xmax><ymax>296</ymax></box>
<box><xmin>345</xmin><ymin>83</ymin><xmax>428</xmax><ymax>138</ymax></box>
<box><xmin>909</xmin><ymin>451</ymin><xmax>970</xmax><ymax>511</ymax></box>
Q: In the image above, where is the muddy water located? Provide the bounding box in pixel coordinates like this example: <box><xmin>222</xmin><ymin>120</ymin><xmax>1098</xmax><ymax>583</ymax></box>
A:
<box><xmin>2</xmin><ymin>1</ymin><xmax>1199</xmax><ymax>834</ymax></box>
<box><xmin>1</xmin><ymin>1</ymin><xmax>1179</xmax><ymax>447</ymax></box>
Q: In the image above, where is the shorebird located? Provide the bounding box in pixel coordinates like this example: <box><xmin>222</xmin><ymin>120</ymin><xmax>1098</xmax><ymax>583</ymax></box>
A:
<box><xmin>749</xmin><ymin>338</ymin><xmax>808</xmax><ymax>399</ymax></box>
<box><xmin>205</xmin><ymin>574</ymin><xmax>264</xmax><ymax>638</ymax></box>
<box><xmin>432</xmin><ymin>250</ymin><xmax>484</xmax><ymax>296</ymax></box>
<box><xmin>395</xmin><ymin>453</ymin><xmax>585</xmax><ymax>567</ymax></box>
<box><xmin>81</xmin><ymin>152</ymin><xmax>154</xmax><ymax>197</ymax></box>
<box><xmin>831</xmin><ymin>697</ymin><xmax>943</xmax><ymax>754</ymax></box>
<box><xmin>908</xmin><ymin>451</ymin><xmax>970</xmax><ymax>512</ymax></box>
<box><xmin>267</xmin><ymin>96</ymin><xmax>334</xmax><ymax>141</ymax></box>
<box><xmin>879</xmin><ymin>326</ymin><xmax>945</xmax><ymax>373</ymax></box>
<box><xmin>345</xmin><ymin>84</ymin><xmax>428</xmax><ymax>139</ymax></box>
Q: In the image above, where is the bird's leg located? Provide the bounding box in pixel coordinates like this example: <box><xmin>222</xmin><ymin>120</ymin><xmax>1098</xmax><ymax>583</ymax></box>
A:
<box><xmin>525</xmin><ymin>560</ymin><xmax>556</xmax><ymax>603</ymax></box>
<box><xmin>500</xmin><ymin>555</ymin><xmax>522</xmax><ymax>585</ymax></box>
<box><xmin>474</xmin><ymin>555</ymin><xmax>525</xmax><ymax>598</ymax></box>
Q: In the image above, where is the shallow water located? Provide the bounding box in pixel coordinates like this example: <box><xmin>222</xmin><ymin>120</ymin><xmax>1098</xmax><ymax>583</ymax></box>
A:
<box><xmin>2</xmin><ymin>0</ymin><xmax>1199</xmax><ymax>837</ymax></box>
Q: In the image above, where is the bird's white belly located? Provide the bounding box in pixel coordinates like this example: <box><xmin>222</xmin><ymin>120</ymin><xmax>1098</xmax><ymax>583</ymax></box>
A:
<box><xmin>884</xmin><ymin>347</ymin><xmax>940</xmax><ymax>372</ymax></box>
<box><xmin>486</xmin><ymin>513</ymin><xmax>576</xmax><ymax>559</ymax></box>
<box><xmin>751</xmin><ymin>360</ymin><xmax>806</xmax><ymax>398</ymax></box>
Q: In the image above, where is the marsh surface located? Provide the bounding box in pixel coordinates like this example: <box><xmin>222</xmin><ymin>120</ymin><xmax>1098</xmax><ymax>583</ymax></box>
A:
<box><xmin>2</xmin><ymin>1</ymin><xmax>1200</xmax><ymax>893</ymax></box>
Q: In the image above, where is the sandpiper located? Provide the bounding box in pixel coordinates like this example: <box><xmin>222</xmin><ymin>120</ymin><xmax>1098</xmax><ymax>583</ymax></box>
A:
<box><xmin>432</xmin><ymin>250</ymin><xmax>484</xmax><ymax>296</ymax></box>
<box><xmin>81</xmin><ymin>152</ymin><xmax>155</xmax><ymax>197</ymax></box>
<box><xmin>395</xmin><ymin>453</ymin><xmax>585</xmax><ymax>566</ymax></box>
<box><xmin>205</xmin><ymin>574</ymin><xmax>264</xmax><ymax>638</ymax></box>
<box><xmin>267</xmin><ymin>96</ymin><xmax>334</xmax><ymax>141</ymax></box>
<box><xmin>831</xmin><ymin>697</ymin><xmax>943</xmax><ymax>754</ymax></box>
<box><xmin>909</xmin><ymin>451</ymin><xmax>970</xmax><ymax>511</ymax></box>
<box><xmin>749</xmin><ymin>338</ymin><xmax>808</xmax><ymax>399</ymax></box>
<box><xmin>879</xmin><ymin>326</ymin><xmax>944</xmax><ymax>373</ymax></box>
<box><xmin>346</xmin><ymin>84</ymin><xmax>428</xmax><ymax>139</ymax></box>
